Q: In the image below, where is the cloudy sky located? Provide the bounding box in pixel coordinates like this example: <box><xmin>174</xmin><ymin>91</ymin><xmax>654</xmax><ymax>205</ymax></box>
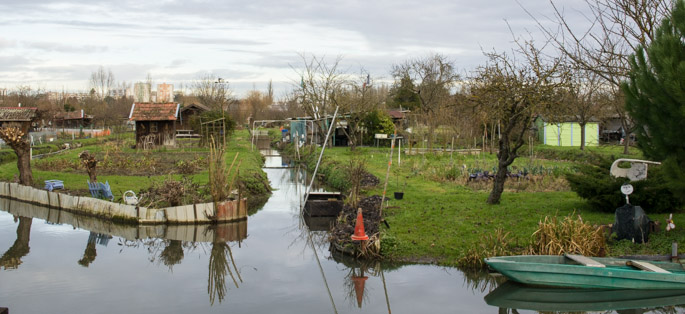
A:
<box><xmin>0</xmin><ymin>0</ymin><xmax>590</xmax><ymax>98</ymax></box>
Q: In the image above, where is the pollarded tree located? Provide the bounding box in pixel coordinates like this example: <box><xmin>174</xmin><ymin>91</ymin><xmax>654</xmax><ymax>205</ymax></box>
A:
<box><xmin>622</xmin><ymin>0</ymin><xmax>685</xmax><ymax>200</ymax></box>
<box><xmin>469</xmin><ymin>43</ymin><xmax>569</xmax><ymax>205</ymax></box>
<box><xmin>0</xmin><ymin>127</ymin><xmax>33</xmax><ymax>185</ymax></box>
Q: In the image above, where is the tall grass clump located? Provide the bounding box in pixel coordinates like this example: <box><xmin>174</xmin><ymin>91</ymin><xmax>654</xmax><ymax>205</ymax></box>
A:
<box><xmin>208</xmin><ymin>137</ymin><xmax>240</xmax><ymax>203</ymax></box>
<box><xmin>530</xmin><ymin>213</ymin><xmax>606</xmax><ymax>256</ymax></box>
<box><xmin>458</xmin><ymin>229</ymin><xmax>513</xmax><ymax>269</ymax></box>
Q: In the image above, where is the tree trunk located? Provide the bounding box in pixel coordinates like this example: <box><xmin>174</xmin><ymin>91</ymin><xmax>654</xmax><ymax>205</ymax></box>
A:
<box><xmin>487</xmin><ymin>160</ymin><xmax>509</xmax><ymax>204</ymax></box>
<box><xmin>15</xmin><ymin>145</ymin><xmax>33</xmax><ymax>186</ymax></box>
<box><xmin>579</xmin><ymin>122</ymin><xmax>586</xmax><ymax>151</ymax></box>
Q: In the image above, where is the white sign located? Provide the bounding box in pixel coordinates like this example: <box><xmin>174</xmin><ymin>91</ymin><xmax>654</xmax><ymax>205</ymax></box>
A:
<box><xmin>375</xmin><ymin>133</ymin><xmax>388</xmax><ymax>139</ymax></box>
<box><xmin>621</xmin><ymin>184</ymin><xmax>634</xmax><ymax>195</ymax></box>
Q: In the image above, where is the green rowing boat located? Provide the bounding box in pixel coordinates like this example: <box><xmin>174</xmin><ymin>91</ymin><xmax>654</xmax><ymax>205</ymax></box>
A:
<box><xmin>484</xmin><ymin>254</ymin><xmax>685</xmax><ymax>289</ymax></box>
<box><xmin>485</xmin><ymin>281</ymin><xmax>685</xmax><ymax>312</ymax></box>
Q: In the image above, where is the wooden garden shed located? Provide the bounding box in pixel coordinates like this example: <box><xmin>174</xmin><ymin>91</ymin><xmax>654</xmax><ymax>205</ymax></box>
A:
<box><xmin>129</xmin><ymin>103</ymin><xmax>180</xmax><ymax>149</ymax></box>
<box><xmin>535</xmin><ymin>116</ymin><xmax>600</xmax><ymax>147</ymax></box>
<box><xmin>53</xmin><ymin>109</ymin><xmax>93</xmax><ymax>129</ymax></box>
<box><xmin>0</xmin><ymin>107</ymin><xmax>38</xmax><ymax>134</ymax></box>
<box><xmin>178</xmin><ymin>103</ymin><xmax>209</xmax><ymax>129</ymax></box>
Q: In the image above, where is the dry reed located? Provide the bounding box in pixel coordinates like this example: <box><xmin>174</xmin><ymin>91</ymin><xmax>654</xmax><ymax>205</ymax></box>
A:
<box><xmin>529</xmin><ymin>213</ymin><xmax>606</xmax><ymax>256</ymax></box>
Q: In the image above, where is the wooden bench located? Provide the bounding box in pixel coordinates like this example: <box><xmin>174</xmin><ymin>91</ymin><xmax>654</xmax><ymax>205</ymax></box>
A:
<box><xmin>565</xmin><ymin>254</ymin><xmax>605</xmax><ymax>267</ymax></box>
<box><xmin>627</xmin><ymin>260</ymin><xmax>671</xmax><ymax>273</ymax></box>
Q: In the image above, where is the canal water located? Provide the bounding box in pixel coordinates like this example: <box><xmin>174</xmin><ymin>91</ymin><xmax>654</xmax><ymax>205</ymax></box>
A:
<box><xmin>1</xmin><ymin>150</ymin><xmax>683</xmax><ymax>313</ymax></box>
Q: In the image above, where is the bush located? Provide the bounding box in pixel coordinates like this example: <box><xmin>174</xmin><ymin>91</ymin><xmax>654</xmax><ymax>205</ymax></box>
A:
<box><xmin>566</xmin><ymin>158</ymin><xmax>682</xmax><ymax>213</ymax></box>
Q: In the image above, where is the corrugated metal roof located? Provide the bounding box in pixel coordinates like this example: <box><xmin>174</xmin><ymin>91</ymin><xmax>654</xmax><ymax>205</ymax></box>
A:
<box><xmin>0</xmin><ymin>107</ymin><xmax>38</xmax><ymax>121</ymax></box>
<box><xmin>129</xmin><ymin>103</ymin><xmax>179</xmax><ymax>121</ymax></box>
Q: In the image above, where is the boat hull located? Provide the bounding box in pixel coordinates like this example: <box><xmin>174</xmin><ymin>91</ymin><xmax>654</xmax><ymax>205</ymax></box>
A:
<box><xmin>485</xmin><ymin>281</ymin><xmax>685</xmax><ymax>312</ymax></box>
<box><xmin>484</xmin><ymin>255</ymin><xmax>685</xmax><ymax>289</ymax></box>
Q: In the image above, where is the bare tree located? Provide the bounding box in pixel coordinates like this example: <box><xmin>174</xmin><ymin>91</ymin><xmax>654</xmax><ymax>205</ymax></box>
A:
<box><xmin>531</xmin><ymin>0</ymin><xmax>673</xmax><ymax>153</ymax></box>
<box><xmin>244</xmin><ymin>90</ymin><xmax>271</xmax><ymax>121</ymax></box>
<box><xmin>291</xmin><ymin>53</ymin><xmax>345</xmax><ymax>144</ymax></box>
<box><xmin>332</xmin><ymin>71</ymin><xmax>382</xmax><ymax>150</ymax></box>
<box><xmin>564</xmin><ymin>65</ymin><xmax>608</xmax><ymax>150</ymax></box>
<box><xmin>193</xmin><ymin>74</ymin><xmax>235</xmax><ymax>112</ymax></box>
<box><xmin>391</xmin><ymin>54</ymin><xmax>459</xmax><ymax>150</ymax></box>
<box><xmin>89</xmin><ymin>66</ymin><xmax>115</xmax><ymax>100</ymax></box>
<box><xmin>469</xmin><ymin>42</ymin><xmax>569</xmax><ymax>205</ymax></box>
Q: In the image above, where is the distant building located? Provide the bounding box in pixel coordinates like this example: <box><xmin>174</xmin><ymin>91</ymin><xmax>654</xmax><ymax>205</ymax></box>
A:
<box><xmin>535</xmin><ymin>116</ymin><xmax>600</xmax><ymax>147</ymax></box>
<box><xmin>108</xmin><ymin>88</ymin><xmax>129</xmax><ymax>99</ymax></box>
<box><xmin>129</xmin><ymin>102</ymin><xmax>180</xmax><ymax>149</ymax></box>
<box><xmin>133</xmin><ymin>83</ymin><xmax>151</xmax><ymax>103</ymax></box>
<box><xmin>157</xmin><ymin>83</ymin><xmax>174</xmax><ymax>103</ymax></box>
<box><xmin>53</xmin><ymin>110</ymin><xmax>94</xmax><ymax>129</ymax></box>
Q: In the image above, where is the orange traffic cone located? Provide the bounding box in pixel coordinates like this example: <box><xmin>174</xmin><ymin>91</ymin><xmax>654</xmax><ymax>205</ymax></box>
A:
<box><xmin>351</xmin><ymin>208</ymin><xmax>369</xmax><ymax>241</ymax></box>
<box><xmin>351</xmin><ymin>274</ymin><xmax>368</xmax><ymax>308</ymax></box>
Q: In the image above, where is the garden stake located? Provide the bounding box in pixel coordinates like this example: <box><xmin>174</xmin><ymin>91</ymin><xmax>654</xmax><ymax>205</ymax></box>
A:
<box><xmin>379</xmin><ymin>125</ymin><xmax>397</xmax><ymax>224</ymax></box>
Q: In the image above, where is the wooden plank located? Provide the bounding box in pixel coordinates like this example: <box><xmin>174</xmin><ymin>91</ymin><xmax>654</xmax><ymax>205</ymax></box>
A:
<box><xmin>627</xmin><ymin>260</ymin><xmax>671</xmax><ymax>273</ymax></box>
<box><xmin>565</xmin><ymin>254</ymin><xmax>605</xmax><ymax>267</ymax></box>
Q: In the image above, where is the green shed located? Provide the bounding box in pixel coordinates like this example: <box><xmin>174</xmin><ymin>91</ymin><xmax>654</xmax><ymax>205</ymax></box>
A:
<box><xmin>535</xmin><ymin>117</ymin><xmax>599</xmax><ymax>147</ymax></box>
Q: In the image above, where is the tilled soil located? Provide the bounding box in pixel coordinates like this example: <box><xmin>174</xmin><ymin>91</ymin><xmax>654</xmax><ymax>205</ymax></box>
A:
<box><xmin>360</xmin><ymin>171</ymin><xmax>380</xmax><ymax>188</ymax></box>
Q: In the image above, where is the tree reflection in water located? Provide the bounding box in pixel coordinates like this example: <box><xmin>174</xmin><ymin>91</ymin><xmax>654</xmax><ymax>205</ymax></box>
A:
<box><xmin>78</xmin><ymin>232</ymin><xmax>112</xmax><ymax>267</ymax></box>
<box><xmin>0</xmin><ymin>216</ymin><xmax>32</xmax><ymax>269</ymax></box>
<box><xmin>160</xmin><ymin>240</ymin><xmax>184</xmax><ymax>268</ymax></box>
<box><xmin>208</xmin><ymin>241</ymin><xmax>241</xmax><ymax>306</ymax></box>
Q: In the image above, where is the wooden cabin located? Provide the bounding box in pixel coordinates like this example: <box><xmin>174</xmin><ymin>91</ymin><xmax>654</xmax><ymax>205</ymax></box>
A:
<box><xmin>178</xmin><ymin>103</ymin><xmax>209</xmax><ymax>129</ymax></box>
<box><xmin>129</xmin><ymin>103</ymin><xmax>180</xmax><ymax>149</ymax></box>
<box><xmin>535</xmin><ymin>116</ymin><xmax>600</xmax><ymax>147</ymax></box>
<box><xmin>0</xmin><ymin>107</ymin><xmax>38</xmax><ymax>135</ymax></box>
<box><xmin>53</xmin><ymin>109</ymin><xmax>93</xmax><ymax>129</ymax></box>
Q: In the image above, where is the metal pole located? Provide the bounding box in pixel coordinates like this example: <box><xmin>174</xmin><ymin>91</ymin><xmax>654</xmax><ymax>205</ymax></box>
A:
<box><xmin>302</xmin><ymin>106</ymin><xmax>339</xmax><ymax>213</ymax></box>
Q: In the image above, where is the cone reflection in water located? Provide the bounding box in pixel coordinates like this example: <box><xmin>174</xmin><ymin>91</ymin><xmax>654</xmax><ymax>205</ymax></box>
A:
<box><xmin>351</xmin><ymin>208</ymin><xmax>369</xmax><ymax>241</ymax></box>
<box><xmin>351</xmin><ymin>274</ymin><xmax>368</xmax><ymax>308</ymax></box>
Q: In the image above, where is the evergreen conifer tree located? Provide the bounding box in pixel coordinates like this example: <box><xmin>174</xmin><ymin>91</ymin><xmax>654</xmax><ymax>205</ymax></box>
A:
<box><xmin>622</xmin><ymin>0</ymin><xmax>685</xmax><ymax>200</ymax></box>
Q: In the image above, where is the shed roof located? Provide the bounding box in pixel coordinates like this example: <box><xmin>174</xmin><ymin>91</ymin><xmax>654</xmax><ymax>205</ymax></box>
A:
<box><xmin>54</xmin><ymin>110</ymin><xmax>93</xmax><ymax>120</ymax></box>
<box><xmin>180</xmin><ymin>103</ymin><xmax>209</xmax><ymax>113</ymax></box>
<box><xmin>129</xmin><ymin>103</ymin><xmax>180</xmax><ymax>121</ymax></box>
<box><xmin>0</xmin><ymin>107</ymin><xmax>38</xmax><ymax>122</ymax></box>
<box><xmin>387</xmin><ymin>109</ymin><xmax>410</xmax><ymax>119</ymax></box>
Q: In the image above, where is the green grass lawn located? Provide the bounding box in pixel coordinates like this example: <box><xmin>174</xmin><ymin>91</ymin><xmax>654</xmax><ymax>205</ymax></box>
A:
<box><xmin>291</xmin><ymin>142</ymin><xmax>685</xmax><ymax>266</ymax></box>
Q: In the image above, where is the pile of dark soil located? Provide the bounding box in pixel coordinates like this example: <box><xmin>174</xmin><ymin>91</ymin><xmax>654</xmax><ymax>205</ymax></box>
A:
<box><xmin>360</xmin><ymin>171</ymin><xmax>380</xmax><ymax>187</ymax></box>
<box><xmin>329</xmin><ymin>195</ymin><xmax>385</xmax><ymax>257</ymax></box>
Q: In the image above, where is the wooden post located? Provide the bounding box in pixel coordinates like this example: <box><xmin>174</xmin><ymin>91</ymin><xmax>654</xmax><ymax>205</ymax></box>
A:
<box><xmin>672</xmin><ymin>242</ymin><xmax>679</xmax><ymax>262</ymax></box>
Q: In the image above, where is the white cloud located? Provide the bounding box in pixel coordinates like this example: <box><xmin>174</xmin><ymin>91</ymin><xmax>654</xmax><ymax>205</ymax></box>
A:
<box><xmin>0</xmin><ymin>0</ymin><xmax>593</xmax><ymax>97</ymax></box>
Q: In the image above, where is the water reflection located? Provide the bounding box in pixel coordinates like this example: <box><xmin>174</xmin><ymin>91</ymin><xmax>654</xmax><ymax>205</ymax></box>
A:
<box><xmin>77</xmin><ymin>232</ymin><xmax>111</xmax><ymax>267</ymax></box>
<box><xmin>0</xmin><ymin>197</ymin><xmax>248</xmax><ymax>306</ymax></box>
<box><xmin>485</xmin><ymin>281</ymin><xmax>685</xmax><ymax>313</ymax></box>
<box><xmin>0</xmin><ymin>216</ymin><xmax>32</xmax><ymax>269</ymax></box>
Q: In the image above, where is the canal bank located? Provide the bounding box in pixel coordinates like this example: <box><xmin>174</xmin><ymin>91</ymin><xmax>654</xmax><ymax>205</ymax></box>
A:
<box><xmin>0</xmin><ymin>148</ymin><xmax>535</xmax><ymax>313</ymax></box>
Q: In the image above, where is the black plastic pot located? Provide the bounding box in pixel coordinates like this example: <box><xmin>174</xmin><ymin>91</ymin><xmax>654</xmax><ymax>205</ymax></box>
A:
<box><xmin>394</xmin><ymin>192</ymin><xmax>404</xmax><ymax>200</ymax></box>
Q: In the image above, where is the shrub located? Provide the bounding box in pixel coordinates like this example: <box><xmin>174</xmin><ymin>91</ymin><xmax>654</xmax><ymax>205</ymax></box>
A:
<box><xmin>566</xmin><ymin>158</ymin><xmax>682</xmax><ymax>213</ymax></box>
